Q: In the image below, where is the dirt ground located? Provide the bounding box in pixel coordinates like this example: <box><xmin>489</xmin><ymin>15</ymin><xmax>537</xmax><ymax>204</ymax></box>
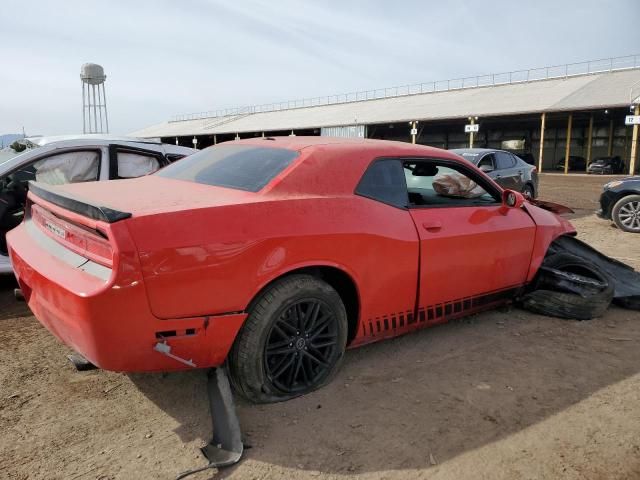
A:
<box><xmin>1</xmin><ymin>174</ymin><xmax>640</xmax><ymax>480</ymax></box>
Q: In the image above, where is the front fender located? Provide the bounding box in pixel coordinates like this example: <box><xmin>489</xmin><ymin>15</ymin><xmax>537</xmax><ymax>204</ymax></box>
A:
<box><xmin>523</xmin><ymin>203</ymin><xmax>576</xmax><ymax>282</ymax></box>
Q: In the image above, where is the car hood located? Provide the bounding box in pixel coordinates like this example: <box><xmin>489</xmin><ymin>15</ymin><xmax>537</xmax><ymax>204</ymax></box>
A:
<box><xmin>36</xmin><ymin>175</ymin><xmax>263</xmax><ymax>217</ymax></box>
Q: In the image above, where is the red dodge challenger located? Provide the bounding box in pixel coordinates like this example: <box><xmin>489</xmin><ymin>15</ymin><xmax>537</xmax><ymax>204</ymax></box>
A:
<box><xmin>8</xmin><ymin>137</ymin><xmax>575</xmax><ymax>403</ymax></box>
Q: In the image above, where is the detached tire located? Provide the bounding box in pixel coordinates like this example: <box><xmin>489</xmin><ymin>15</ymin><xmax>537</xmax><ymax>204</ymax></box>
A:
<box><xmin>228</xmin><ymin>274</ymin><xmax>348</xmax><ymax>404</ymax></box>
<box><xmin>521</xmin><ymin>253</ymin><xmax>613</xmax><ymax>320</ymax></box>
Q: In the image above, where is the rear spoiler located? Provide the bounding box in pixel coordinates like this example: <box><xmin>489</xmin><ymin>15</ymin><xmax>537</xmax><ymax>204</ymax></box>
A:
<box><xmin>28</xmin><ymin>181</ymin><xmax>132</xmax><ymax>223</ymax></box>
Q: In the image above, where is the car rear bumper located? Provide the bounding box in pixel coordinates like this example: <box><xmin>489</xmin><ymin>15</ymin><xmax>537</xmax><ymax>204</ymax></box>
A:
<box><xmin>7</xmin><ymin>222</ymin><xmax>246</xmax><ymax>372</ymax></box>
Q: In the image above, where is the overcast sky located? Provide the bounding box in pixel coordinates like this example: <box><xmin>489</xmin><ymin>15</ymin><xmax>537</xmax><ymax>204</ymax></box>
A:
<box><xmin>1</xmin><ymin>0</ymin><xmax>638</xmax><ymax>136</ymax></box>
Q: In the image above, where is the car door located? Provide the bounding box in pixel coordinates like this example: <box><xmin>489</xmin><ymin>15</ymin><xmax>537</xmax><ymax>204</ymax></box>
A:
<box><xmin>477</xmin><ymin>153</ymin><xmax>504</xmax><ymax>186</ymax></box>
<box><xmin>404</xmin><ymin>158</ymin><xmax>536</xmax><ymax>323</ymax></box>
<box><xmin>494</xmin><ymin>151</ymin><xmax>522</xmax><ymax>191</ymax></box>
<box><xmin>0</xmin><ymin>147</ymin><xmax>103</xmax><ymax>253</ymax></box>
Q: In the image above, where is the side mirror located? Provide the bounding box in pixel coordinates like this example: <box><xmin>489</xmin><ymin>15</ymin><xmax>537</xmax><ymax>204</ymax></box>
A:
<box><xmin>502</xmin><ymin>189</ymin><xmax>525</xmax><ymax>209</ymax></box>
<box><xmin>479</xmin><ymin>164</ymin><xmax>494</xmax><ymax>173</ymax></box>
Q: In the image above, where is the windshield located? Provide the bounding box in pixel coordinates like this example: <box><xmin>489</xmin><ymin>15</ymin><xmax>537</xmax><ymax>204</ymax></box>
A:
<box><xmin>157</xmin><ymin>144</ymin><xmax>299</xmax><ymax>192</ymax></box>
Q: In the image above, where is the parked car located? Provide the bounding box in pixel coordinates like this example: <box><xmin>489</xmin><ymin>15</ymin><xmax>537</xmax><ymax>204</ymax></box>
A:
<box><xmin>514</xmin><ymin>152</ymin><xmax>536</xmax><ymax>166</ymax></box>
<box><xmin>597</xmin><ymin>176</ymin><xmax>640</xmax><ymax>233</ymax></box>
<box><xmin>0</xmin><ymin>135</ymin><xmax>194</xmax><ymax>273</ymax></box>
<box><xmin>587</xmin><ymin>156</ymin><xmax>625</xmax><ymax>174</ymax></box>
<box><xmin>9</xmin><ymin>137</ymin><xmax>585</xmax><ymax>403</ymax></box>
<box><xmin>449</xmin><ymin>148</ymin><xmax>538</xmax><ymax>198</ymax></box>
<box><xmin>554</xmin><ymin>155</ymin><xmax>586</xmax><ymax>171</ymax></box>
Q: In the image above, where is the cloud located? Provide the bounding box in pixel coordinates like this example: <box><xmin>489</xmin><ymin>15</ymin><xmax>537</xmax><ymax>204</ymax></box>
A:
<box><xmin>0</xmin><ymin>0</ymin><xmax>637</xmax><ymax>135</ymax></box>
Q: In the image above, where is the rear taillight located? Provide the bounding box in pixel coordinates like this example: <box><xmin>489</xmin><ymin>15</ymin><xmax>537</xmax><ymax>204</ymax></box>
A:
<box><xmin>531</xmin><ymin>166</ymin><xmax>538</xmax><ymax>173</ymax></box>
<box><xmin>31</xmin><ymin>204</ymin><xmax>113</xmax><ymax>267</ymax></box>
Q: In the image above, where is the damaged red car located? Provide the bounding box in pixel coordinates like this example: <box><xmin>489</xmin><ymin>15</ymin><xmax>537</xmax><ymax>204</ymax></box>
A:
<box><xmin>9</xmin><ymin>137</ymin><xmax>586</xmax><ymax>403</ymax></box>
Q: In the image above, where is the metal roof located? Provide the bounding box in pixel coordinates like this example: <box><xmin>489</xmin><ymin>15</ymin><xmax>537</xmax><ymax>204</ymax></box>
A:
<box><xmin>131</xmin><ymin>68</ymin><xmax>640</xmax><ymax>138</ymax></box>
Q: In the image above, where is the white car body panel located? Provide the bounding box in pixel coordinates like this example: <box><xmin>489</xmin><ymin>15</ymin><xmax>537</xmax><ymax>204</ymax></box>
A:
<box><xmin>0</xmin><ymin>135</ymin><xmax>195</xmax><ymax>274</ymax></box>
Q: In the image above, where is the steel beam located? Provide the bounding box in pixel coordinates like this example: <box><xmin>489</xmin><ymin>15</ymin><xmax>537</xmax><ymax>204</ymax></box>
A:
<box><xmin>630</xmin><ymin>104</ymin><xmax>639</xmax><ymax>175</ymax></box>
<box><xmin>564</xmin><ymin>114</ymin><xmax>573</xmax><ymax>175</ymax></box>
<box><xmin>586</xmin><ymin>114</ymin><xmax>594</xmax><ymax>170</ymax></box>
<box><xmin>538</xmin><ymin>112</ymin><xmax>546</xmax><ymax>172</ymax></box>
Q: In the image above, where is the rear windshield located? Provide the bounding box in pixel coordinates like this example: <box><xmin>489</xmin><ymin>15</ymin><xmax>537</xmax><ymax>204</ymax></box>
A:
<box><xmin>157</xmin><ymin>144</ymin><xmax>299</xmax><ymax>192</ymax></box>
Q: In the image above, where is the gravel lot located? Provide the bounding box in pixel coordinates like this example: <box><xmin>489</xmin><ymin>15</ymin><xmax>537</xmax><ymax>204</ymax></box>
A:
<box><xmin>1</xmin><ymin>173</ymin><xmax>639</xmax><ymax>480</ymax></box>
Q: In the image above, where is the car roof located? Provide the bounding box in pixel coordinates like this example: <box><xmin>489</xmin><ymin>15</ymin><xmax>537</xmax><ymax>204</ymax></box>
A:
<box><xmin>214</xmin><ymin>136</ymin><xmax>466</xmax><ymax>197</ymax></box>
<box><xmin>24</xmin><ymin>134</ymin><xmax>169</xmax><ymax>147</ymax></box>
<box><xmin>228</xmin><ymin>135</ymin><xmax>460</xmax><ymax>156</ymax></box>
<box><xmin>0</xmin><ymin>137</ymin><xmax>194</xmax><ymax>176</ymax></box>
<box><xmin>449</xmin><ymin>148</ymin><xmax>518</xmax><ymax>156</ymax></box>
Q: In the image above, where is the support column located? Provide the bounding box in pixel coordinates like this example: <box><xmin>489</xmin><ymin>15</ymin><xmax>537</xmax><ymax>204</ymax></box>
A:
<box><xmin>214</xmin><ymin>134</ymin><xmax>217</xmax><ymax>145</ymax></box>
<box><xmin>607</xmin><ymin>119</ymin><xmax>614</xmax><ymax>156</ymax></box>
<box><xmin>586</xmin><ymin>114</ymin><xmax>594</xmax><ymax>170</ymax></box>
<box><xmin>630</xmin><ymin>104</ymin><xmax>639</xmax><ymax>175</ymax></box>
<box><xmin>469</xmin><ymin>118</ymin><xmax>475</xmax><ymax>148</ymax></box>
<box><xmin>564</xmin><ymin>114</ymin><xmax>573</xmax><ymax>175</ymax></box>
<box><xmin>538</xmin><ymin>112</ymin><xmax>546</xmax><ymax>172</ymax></box>
<box><xmin>410</xmin><ymin>121</ymin><xmax>417</xmax><ymax>144</ymax></box>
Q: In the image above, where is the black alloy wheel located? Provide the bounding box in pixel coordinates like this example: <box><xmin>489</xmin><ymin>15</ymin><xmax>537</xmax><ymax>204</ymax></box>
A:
<box><xmin>264</xmin><ymin>299</ymin><xmax>339</xmax><ymax>394</ymax></box>
<box><xmin>228</xmin><ymin>274</ymin><xmax>348</xmax><ymax>404</ymax></box>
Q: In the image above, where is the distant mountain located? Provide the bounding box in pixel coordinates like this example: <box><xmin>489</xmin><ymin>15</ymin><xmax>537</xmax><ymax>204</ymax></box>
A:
<box><xmin>0</xmin><ymin>134</ymin><xmax>25</xmax><ymax>149</ymax></box>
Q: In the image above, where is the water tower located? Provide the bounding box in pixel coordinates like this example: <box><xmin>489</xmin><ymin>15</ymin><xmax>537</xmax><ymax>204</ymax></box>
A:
<box><xmin>80</xmin><ymin>63</ymin><xmax>109</xmax><ymax>134</ymax></box>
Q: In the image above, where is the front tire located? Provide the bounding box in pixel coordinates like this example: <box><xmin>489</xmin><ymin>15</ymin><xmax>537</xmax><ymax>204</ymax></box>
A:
<box><xmin>522</xmin><ymin>183</ymin><xmax>535</xmax><ymax>199</ymax></box>
<box><xmin>612</xmin><ymin>195</ymin><xmax>640</xmax><ymax>233</ymax></box>
<box><xmin>228</xmin><ymin>274</ymin><xmax>348</xmax><ymax>404</ymax></box>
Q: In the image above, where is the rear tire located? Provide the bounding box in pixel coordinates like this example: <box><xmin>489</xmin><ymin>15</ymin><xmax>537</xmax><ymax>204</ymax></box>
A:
<box><xmin>228</xmin><ymin>274</ymin><xmax>348</xmax><ymax>404</ymax></box>
<box><xmin>611</xmin><ymin>195</ymin><xmax>640</xmax><ymax>233</ymax></box>
<box><xmin>520</xmin><ymin>253</ymin><xmax>613</xmax><ymax>320</ymax></box>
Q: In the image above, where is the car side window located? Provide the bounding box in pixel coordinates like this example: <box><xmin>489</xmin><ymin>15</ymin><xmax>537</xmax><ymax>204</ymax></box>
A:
<box><xmin>33</xmin><ymin>150</ymin><xmax>100</xmax><ymax>185</ymax></box>
<box><xmin>116</xmin><ymin>151</ymin><xmax>161</xmax><ymax>179</ymax></box>
<box><xmin>165</xmin><ymin>153</ymin><xmax>186</xmax><ymax>163</ymax></box>
<box><xmin>477</xmin><ymin>154</ymin><xmax>495</xmax><ymax>170</ymax></box>
<box><xmin>495</xmin><ymin>151</ymin><xmax>516</xmax><ymax>169</ymax></box>
<box><xmin>404</xmin><ymin>160</ymin><xmax>500</xmax><ymax>208</ymax></box>
<box><xmin>355</xmin><ymin>159</ymin><xmax>408</xmax><ymax>208</ymax></box>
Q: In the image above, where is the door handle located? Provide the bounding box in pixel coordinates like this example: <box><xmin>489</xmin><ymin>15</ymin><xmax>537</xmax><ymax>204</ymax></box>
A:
<box><xmin>422</xmin><ymin>220</ymin><xmax>442</xmax><ymax>232</ymax></box>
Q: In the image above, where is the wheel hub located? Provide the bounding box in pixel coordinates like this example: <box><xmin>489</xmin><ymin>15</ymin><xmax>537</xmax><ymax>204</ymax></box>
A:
<box><xmin>264</xmin><ymin>299</ymin><xmax>339</xmax><ymax>394</ymax></box>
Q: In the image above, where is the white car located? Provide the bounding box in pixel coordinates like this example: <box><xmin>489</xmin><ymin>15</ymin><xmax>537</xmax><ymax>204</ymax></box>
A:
<box><xmin>0</xmin><ymin>135</ymin><xmax>194</xmax><ymax>273</ymax></box>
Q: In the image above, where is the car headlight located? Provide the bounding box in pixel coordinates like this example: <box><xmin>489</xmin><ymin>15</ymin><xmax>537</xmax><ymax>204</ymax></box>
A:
<box><xmin>604</xmin><ymin>181</ymin><xmax>623</xmax><ymax>190</ymax></box>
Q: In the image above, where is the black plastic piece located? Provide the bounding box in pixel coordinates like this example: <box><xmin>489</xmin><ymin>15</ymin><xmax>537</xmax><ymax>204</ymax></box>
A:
<box><xmin>549</xmin><ymin>236</ymin><xmax>640</xmax><ymax>310</ymax></box>
<box><xmin>67</xmin><ymin>353</ymin><xmax>97</xmax><ymax>371</ymax></box>
<box><xmin>175</xmin><ymin>368</ymin><xmax>244</xmax><ymax>479</ymax></box>
<box><xmin>29</xmin><ymin>181</ymin><xmax>132</xmax><ymax>223</ymax></box>
<box><xmin>201</xmin><ymin>368</ymin><xmax>244</xmax><ymax>467</ymax></box>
